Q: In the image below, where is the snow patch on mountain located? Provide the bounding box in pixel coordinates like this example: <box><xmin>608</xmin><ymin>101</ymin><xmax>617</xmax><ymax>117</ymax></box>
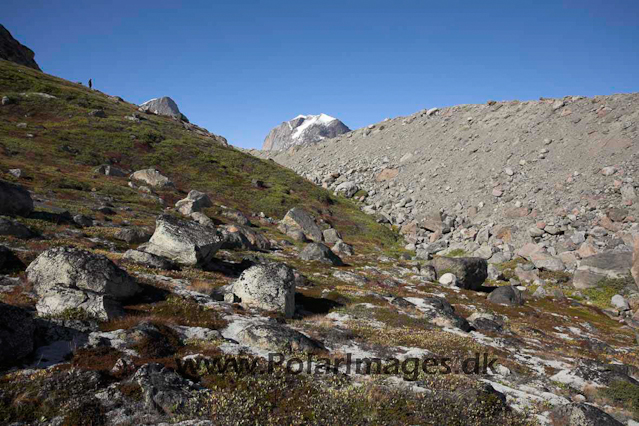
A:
<box><xmin>262</xmin><ymin>113</ymin><xmax>350</xmax><ymax>151</ymax></box>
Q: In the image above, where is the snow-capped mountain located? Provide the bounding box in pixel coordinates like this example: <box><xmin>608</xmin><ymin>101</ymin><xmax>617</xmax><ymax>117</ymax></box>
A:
<box><xmin>262</xmin><ymin>114</ymin><xmax>350</xmax><ymax>151</ymax></box>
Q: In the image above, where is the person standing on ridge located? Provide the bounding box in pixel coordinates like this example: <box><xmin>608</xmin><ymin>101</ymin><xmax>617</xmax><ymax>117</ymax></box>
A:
<box><xmin>88</xmin><ymin>79</ymin><xmax>92</xmax><ymax>89</ymax></box>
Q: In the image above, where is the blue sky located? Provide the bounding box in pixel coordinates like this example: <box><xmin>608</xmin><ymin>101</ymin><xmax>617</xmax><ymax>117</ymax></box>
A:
<box><xmin>2</xmin><ymin>1</ymin><xmax>638</xmax><ymax>148</ymax></box>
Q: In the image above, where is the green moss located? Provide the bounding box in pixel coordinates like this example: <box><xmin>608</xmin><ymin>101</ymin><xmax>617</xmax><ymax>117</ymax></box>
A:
<box><xmin>444</xmin><ymin>249</ymin><xmax>467</xmax><ymax>258</ymax></box>
<box><xmin>599</xmin><ymin>380</ymin><xmax>639</xmax><ymax>418</ymax></box>
<box><xmin>46</xmin><ymin>307</ymin><xmax>97</xmax><ymax>321</ymax></box>
<box><xmin>583</xmin><ymin>276</ymin><xmax>633</xmax><ymax>309</ymax></box>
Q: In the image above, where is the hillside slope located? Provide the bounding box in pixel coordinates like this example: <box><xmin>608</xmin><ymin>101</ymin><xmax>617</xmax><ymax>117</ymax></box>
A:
<box><xmin>0</xmin><ymin>59</ymin><xmax>638</xmax><ymax>426</ymax></box>
<box><xmin>0</xmin><ymin>59</ymin><xmax>397</xmax><ymax>251</ymax></box>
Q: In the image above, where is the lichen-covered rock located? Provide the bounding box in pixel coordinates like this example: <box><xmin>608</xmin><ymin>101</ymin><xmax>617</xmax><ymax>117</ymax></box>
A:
<box><xmin>334</xmin><ymin>181</ymin><xmax>359</xmax><ymax>198</ymax></box>
<box><xmin>430</xmin><ymin>257</ymin><xmax>487</xmax><ymax>290</ymax></box>
<box><xmin>280</xmin><ymin>207</ymin><xmax>323</xmax><ymax>242</ymax></box>
<box><xmin>131</xmin><ymin>169</ymin><xmax>174</xmax><ymax>188</ymax></box>
<box><xmin>122</xmin><ymin>249</ymin><xmax>175</xmax><ymax>270</ymax></box>
<box><xmin>36</xmin><ymin>286</ymin><xmax>125</xmax><ymax>320</ymax></box>
<box><xmin>550</xmin><ymin>403</ymin><xmax>623</xmax><ymax>426</ymax></box>
<box><xmin>175</xmin><ymin>190</ymin><xmax>212</xmax><ymax>215</ymax></box>
<box><xmin>322</xmin><ymin>228</ymin><xmax>342</xmax><ymax>244</ymax></box>
<box><xmin>299</xmin><ymin>242</ymin><xmax>344</xmax><ymax>266</ymax></box>
<box><xmin>573</xmin><ymin>251</ymin><xmax>633</xmax><ymax>290</ymax></box>
<box><xmin>133</xmin><ymin>363</ymin><xmax>201</xmax><ymax>414</ymax></box>
<box><xmin>0</xmin><ymin>180</ymin><xmax>34</xmax><ymax>217</ymax></box>
<box><xmin>488</xmin><ymin>285</ymin><xmax>524</xmax><ymax>306</ymax></box>
<box><xmin>232</xmin><ymin>262</ymin><xmax>296</xmax><ymax>318</ymax></box>
<box><xmin>26</xmin><ymin>246</ymin><xmax>140</xmax><ymax>299</ymax></box>
<box><xmin>221</xmin><ymin>209</ymin><xmax>251</xmax><ymax>226</ymax></box>
<box><xmin>114</xmin><ymin>227</ymin><xmax>152</xmax><ymax>244</ymax></box>
<box><xmin>237</xmin><ymin>323</ymin><xmax>325</xmax><ymax>353</ymax></box>
<box><xmin>143</xmin><ymin>215</ymin><xmax>224</xmax><ymax>266</ymax></box>
<box><xmin>420</xmin><ymin>297</ymin><xmax>471</xmax><ymax>331</ymax></box>
<box><xmin>0</xmin><ymin>302</ymin><xmax>35</xmax><ymax>366</ymax></box>
<box><xmin>220</xmin><ymin>224</ymin><xmax>271</xmax><ymax>251</ymax></box>
<box><xmin>332</xmin><ymin>240</ymin><xmax>353</xmax><ymax>256</ymax></box>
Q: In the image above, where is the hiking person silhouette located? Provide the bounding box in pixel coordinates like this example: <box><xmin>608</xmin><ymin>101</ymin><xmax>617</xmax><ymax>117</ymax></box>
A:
<box><xmin>88</xmin><ymin>79</ymin><xmax>92</xmax><ymax>89</ymax></box>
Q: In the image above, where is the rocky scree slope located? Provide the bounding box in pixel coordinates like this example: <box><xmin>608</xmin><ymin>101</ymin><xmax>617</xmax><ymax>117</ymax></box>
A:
<box><xmin>0</xmin><ymin>24</ymin><xmax>41</xmax><ymax>71</ymax></box>
<box><xmin>254</xmin><ymin>95</ymin><xmax>639</xmax><ymax>279</ymax></box>
<box><xmin>262</xmin><ymin>113</ymin><xmax>351</xmax><ymax>151</ymax></box>
<box><xmin>0</xmin><ymin>60</ymin><xmax>638</xmax><ymax>424</ymax></box>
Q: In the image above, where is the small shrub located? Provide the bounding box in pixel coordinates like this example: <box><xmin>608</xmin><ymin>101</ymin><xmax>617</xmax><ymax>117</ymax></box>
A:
<box><xmin>599</xmin><ymin>380</ymin><xmax>639</xmax><ymax>418</ymax></box>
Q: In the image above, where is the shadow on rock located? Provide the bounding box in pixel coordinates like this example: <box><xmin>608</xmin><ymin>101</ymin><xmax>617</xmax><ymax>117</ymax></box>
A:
<box><xmin>295</xmin><ymin>292</ymin><xmax>345</xmax><ymax>316</ymax></box>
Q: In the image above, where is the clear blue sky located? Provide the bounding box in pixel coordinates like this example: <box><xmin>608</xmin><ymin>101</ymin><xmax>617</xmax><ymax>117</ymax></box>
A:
<box><xmin>2</xmin><ymin>1</ymin><xmax>638</xmax><ymax>148</ymax></box>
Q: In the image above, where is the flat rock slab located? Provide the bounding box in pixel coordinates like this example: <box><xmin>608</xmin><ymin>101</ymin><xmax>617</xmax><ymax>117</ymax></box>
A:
<box><xmin>143</xmin><ymin>214</ymin><xmax>224</xmax><ymax>266</ymax></box>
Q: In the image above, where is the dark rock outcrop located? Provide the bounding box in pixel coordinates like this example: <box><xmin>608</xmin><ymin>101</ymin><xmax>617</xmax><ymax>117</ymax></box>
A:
<box><xmin>0</xmin><ymin>302</ymin><xmax>35</xmax><ymax>367</ymax></box>
<box><xmin>431</xmin><ymin>257</ymin><xmax>488</xmax><ymax>290</ymax></box>
<box><xmin>0</xmin><ymin>25</ymin><xmax>41</xmax><ymax>70</ymax></box>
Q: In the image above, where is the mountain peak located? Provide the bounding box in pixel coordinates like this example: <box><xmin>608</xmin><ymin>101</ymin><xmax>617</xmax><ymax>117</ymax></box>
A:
<box><xmin>263</xmin><ymin>114</ymin><xmax>350</xmax><ymax>151</ymax></box>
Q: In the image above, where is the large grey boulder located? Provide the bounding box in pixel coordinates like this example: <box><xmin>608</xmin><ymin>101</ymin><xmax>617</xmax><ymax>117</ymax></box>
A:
<box><xmin>551</xmin><ymin>403</ymin><xmax>623</xmax><ymax>426</ymax></box>
<box><xmin>133</xmin><ymin>363</ymin><xmax>201</xmax><ymax>415</ymax></box>
<box><xmin>262</xmin><ymin>114</ymin><xmax>350</xmax><ymax>151</ymax></box>
<box><xmin>0</xmin><ymin>24</ymin><xmax>41</xmax><ymax>70</ymax></box>
<box><xmin>0</xmin><ymin>217</ymin><xmax>35</xmax><ymax>239</ymax></box>
<box><xmin>0</xmin><ymin>302</ymin><xmax>35</xmax><ymax>366</ymax></box>
<box><xmin>332</xmin><ymin>240</ymin><xmax>354</xmax><ymax>256</ymax></box>
<box><xmin>220</xmin><ymin>224</ymin><xmax>271</xmax><ymax>251</ymax></box>
<box><xmin>114</xmin><ymin>227</ymin><xmax>151</xmax><ymax>244</ymax></box>
<box><xmin>334</xmin><ymin>181</ymin><xmax>359</xmax><ymax>198</ymax></box>
<box><xmin>94</xmin><ymin>165</ymin><xmax>126</xmax><ymax>177</ymax></box>
<box><xmin>26</xmin><ymin>246</ymin><xmax>139</xmax><ymax>321</ymax></box>
<box><xmin>231</xmin><ymin>262</ymin><xmax>296</xmax><ymax>318</ymax></box>
<box><xmin>530</xmin><ymin>252</ymin><xmax>565</xmax><ymax>272</ymax></box>
<box><xmin>221</xmin><ymin>209</ymin><xmax>251</xmax><ymax>226</ymax></box>
<box><xmin>0</xmin><ymin>180</ymin><xmax>34</xmax><ymax>217</ymax></box>
<box><xmin>143</xmin><ymin>214</ymin><xmax>224</xmax><ymax>266</ymax></box>
<box><xmin>175</xmin><ymin>190</ymin><xmax>212</xmax><ymax>215</ymax></box>
<box><xmin>237</xmin><ymin>323</ymin><xmax>325</xmax><ymax>354</ymax></box>
<box><xmin>279</xmin><ymin>207</ymin><xmax>323</xmax><ymax>242</ymax></box>
<box><xmin>26</xmin><ymin>246</ymin><xmax>140</xmax><ymax>299</ymax></box>
<box><xmin>419</xmin><ymin>211</ymin><xmax>449</xmax><ymax>233</ymax></box>
<box><xmin>299</xmin><ymin>243</ymin><xmax>344</xmax><ymax>266</ymax></box>
<box><xmin>139</xmin><ymin>97</ymin><xmax>188</xmax><ymax>121</ymax></box>
<box><xmin>36</xmin><ymin>286</ymin><xmax>125</xmax><ymax>321</ymax></box>
<box><xmin>322</xmin><ymin>228</ymin><xmax>342</xmax><ymax>244</ymax></box>
<box><xmin>122</xmin><ymin>249</ymin><xmax>175</xmax><ymax>270</ymax></box>
<box><xmin>573</xmin><ymin>252</ymin><xmax>633</xmax><ymax>290</ymax></box>
<box><xmin>430</xmin><ymin>257</ymin><xmax>488</xmax><ymax>290</ymax></box>
<box><xmin>488</xmin><ymin>286</ymin><xmax>524</xmax><ymax>306</ymax></box>
<box><xmin>131</xmin><ymin>169</ymin><xmax>174</xmax><ymax>188</ymax></box>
